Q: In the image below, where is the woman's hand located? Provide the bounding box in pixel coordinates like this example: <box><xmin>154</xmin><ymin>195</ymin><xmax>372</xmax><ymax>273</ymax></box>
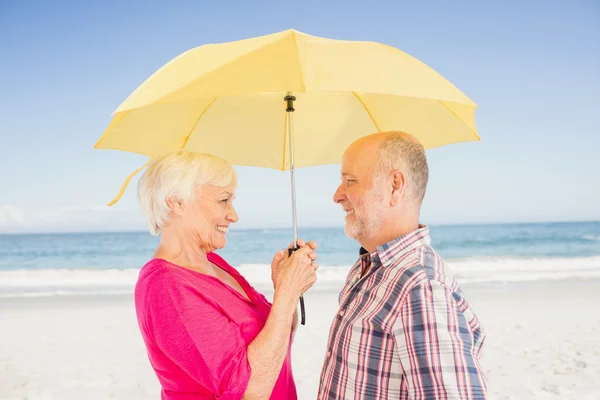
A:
<box><xmin>272</xmin><ymin>240</ymin><xmax>318</xmax><ymax>297</ymax></box>
<box><xmin>271</xmin><ymin>239</ymin><xmax>318</xmax><ymax>289</ymax></box>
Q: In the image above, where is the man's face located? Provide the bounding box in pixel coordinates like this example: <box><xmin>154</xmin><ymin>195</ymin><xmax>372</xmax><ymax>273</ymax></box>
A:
<box><xmin>333</xmin><ymin>142</ymin><xmax>388</xmax><ymax>242</ymax></box>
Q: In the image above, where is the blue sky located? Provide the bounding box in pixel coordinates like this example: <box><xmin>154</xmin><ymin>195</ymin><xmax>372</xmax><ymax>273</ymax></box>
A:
<box><xmin>0</xmin><ymin>0</ymin><xmax>598</xmax><ymax>233</ymax></box>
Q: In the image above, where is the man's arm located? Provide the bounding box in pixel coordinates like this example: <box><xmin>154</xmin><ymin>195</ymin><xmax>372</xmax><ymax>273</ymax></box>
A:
<box><xmin>393</xmin><ymin>281</ymin><xmax>487</xmax><ymax>399</ymax></box>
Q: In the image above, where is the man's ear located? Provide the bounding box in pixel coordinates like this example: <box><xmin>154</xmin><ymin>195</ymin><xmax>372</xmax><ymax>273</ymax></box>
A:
<box><xmin>166</xmin><ymin>196</ymin><xmax>185</xmax><ymax>216</ymax></box>
<box><xmin>390</xmin><ymin>170</ymin><xmax>406</xmax><ymax>206</ymax></box>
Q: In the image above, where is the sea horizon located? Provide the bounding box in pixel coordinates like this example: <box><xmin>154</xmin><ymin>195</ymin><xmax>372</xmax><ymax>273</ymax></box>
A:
<box><xmin>1</xmin><ymin>218</ymin><xmax>598</xmax><ymax>236</ymax></box>
<box><xmin>1</xmin><ymin>220</ymin><xmax>599</xmax><ymax>298</ymax></box>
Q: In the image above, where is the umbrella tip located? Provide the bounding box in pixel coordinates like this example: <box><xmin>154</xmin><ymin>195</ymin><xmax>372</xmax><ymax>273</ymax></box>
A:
<box><xmin>287</xmin><ymin>28</ymin><xmax>305</xmax><ymax>35</ymax></box>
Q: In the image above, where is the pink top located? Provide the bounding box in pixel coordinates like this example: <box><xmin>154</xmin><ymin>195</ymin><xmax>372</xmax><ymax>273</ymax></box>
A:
<box><xmin>134</xmin><ymin>253</ymin><xmax>297</xmax><ymax>400</ymax></box>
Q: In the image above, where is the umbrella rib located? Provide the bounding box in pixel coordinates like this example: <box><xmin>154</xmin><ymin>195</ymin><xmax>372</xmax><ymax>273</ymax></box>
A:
<box><xmin>352</xmin><ymin>92</ymin><xmax>381</xmax><ymax>132</ymax></box>
<box><xmin>291</xmin><ymin>31</ymin><xmax>307</xmax><ymax>92</ymax></box>
<box><xmin>181</xmin><ymin>97</ymin><xmax>218</xmax><ymax>149</ymax></box>
<box><xmin>438</xmin><ymin>100</ymin><xmax>480</xmax><ymax>140</ymax></box>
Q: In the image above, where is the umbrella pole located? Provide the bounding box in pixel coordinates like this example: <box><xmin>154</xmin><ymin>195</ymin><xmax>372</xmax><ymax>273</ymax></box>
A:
<box><xmin>285</xmin><ymin>93</ymin><xmax>306</xmax><ymax>326</ymax></box>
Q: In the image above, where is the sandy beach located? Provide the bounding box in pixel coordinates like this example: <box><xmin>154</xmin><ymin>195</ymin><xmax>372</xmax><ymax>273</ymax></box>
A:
<box><xmin>1</xmin><ymin>279</ymin><xmax>599</xmax><ymax>399</ymax></box>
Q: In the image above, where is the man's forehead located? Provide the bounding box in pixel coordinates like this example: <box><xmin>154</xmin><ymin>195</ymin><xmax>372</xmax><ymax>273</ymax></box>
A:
<box><xmin>341</xmin><ymin>154</ymin><xmax>376</xmax><ymax>177</ymax></box>
<box><xmin>342</xmin><ymin>148</ymin><xmax>376</xmax><ymax>167</ymax></box>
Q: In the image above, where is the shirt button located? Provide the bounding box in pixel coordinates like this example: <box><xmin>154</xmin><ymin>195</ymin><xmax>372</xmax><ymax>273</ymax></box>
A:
<box><xmin>327</xmin><ymin>350</ymin><xmax>332</xmax><ymax>357</ymax></box>
<box><xmin>339</xmin><ymin>310</ymin><xmax>345</xmax><ymax>317</ymax></box>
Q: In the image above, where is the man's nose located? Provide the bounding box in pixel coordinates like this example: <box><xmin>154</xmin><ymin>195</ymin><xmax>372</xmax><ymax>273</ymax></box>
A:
<box><xmin>333</xmin><ymin>185</ymin><xmax>345</xmax><ymax>204</ymax></box>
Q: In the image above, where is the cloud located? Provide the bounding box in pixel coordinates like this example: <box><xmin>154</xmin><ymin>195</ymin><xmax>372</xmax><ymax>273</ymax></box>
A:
<box><xmin>0</xmin><ymin>204</ymin><xmax>148</xmax><ymax>233</ymax></box>
<box><xmin>0</xmin><ymin>204</ymin><xmax>25</xmax><ymax>228</ymax></box>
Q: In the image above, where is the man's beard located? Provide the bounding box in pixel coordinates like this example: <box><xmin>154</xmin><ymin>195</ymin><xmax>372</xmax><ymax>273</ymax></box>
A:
<box><xmin>344</xmin><ymin>191</ymin><xmax>386</xmax><ymax>242</ymax></box>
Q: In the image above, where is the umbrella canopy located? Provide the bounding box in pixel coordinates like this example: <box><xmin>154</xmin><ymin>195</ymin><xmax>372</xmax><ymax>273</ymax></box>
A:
<box><xmin>95</xmin><ymin>28</ymin><xmax>479</xmax><ymax>173</ymax></box>
<box><xmin>94</xmin><ymin>28</ymin><xmax>481</xmax><ymax>325</ymax></box>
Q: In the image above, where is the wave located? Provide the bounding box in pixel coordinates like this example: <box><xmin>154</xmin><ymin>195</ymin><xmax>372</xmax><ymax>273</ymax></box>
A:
<box><xmin>0</xmin><ymin>268</ymin><xmax>141</xmax><ymax>287</ymax></box>
<box><xmin>447</xmin><ymin>256</ymin><xmax>600</xmax><ymax>284</ymax></box>
<box><xmin>1</xmin><ymin>256</ymin><xmax>600</xmax><ymax>298</ymax></box>
<box><xmin>0</xmin><ymin>289</ymin><xmax>134</xmax><ymax>298</ymax></box>
<box><xmin>583</xmin><ymin>235</ymin><xmax>600</xmax><ymax>242</ymax></box>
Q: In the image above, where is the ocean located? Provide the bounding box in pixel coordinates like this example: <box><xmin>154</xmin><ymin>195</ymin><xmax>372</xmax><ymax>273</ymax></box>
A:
<box><xmin>1</xmin><ymin>221</ymin><xmax>599</xmax><ymax>297</ymax></box>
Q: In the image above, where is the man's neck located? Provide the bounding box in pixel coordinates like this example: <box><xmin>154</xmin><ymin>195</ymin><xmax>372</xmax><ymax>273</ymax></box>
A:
<box><xmin>360</xmin><ymin>220</ymin><xmax>420</xmax><ymax>253</ymax></box>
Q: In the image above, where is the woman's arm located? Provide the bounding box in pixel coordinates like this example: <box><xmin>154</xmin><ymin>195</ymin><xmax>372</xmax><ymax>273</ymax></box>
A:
<box><xmin>243</xmin><ymin>291</ymin><xmax>297</xmax><ymax>399</ymax></box>
<box><xmin>291</xmin><ymin>309</ymin><xmax>299</xmax><ymax>339</ymax></box>
<box><xmin>243</xmin><ymin>246</ymin><xmax>317</xmax><ymax>399</ymax></box>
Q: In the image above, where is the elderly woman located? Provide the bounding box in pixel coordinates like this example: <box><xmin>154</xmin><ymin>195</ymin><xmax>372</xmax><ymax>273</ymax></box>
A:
<box><xmin>133</xmin><ymin>150</ymin><xmax>318</xmax><ymax>400</ymax></box>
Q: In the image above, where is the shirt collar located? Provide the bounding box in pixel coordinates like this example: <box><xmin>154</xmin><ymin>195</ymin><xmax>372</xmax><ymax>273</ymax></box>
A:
<box><xmin>358</xmin><ymin>224</ymin><xmax>431</xmax><ymax>267</ymax></box>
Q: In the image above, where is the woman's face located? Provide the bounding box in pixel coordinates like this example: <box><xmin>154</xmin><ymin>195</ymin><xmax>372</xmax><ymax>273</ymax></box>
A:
<box><xmin>179</xmin><ymin>182</ymin><xmax>238</xmax><ymax>253</ymax></box>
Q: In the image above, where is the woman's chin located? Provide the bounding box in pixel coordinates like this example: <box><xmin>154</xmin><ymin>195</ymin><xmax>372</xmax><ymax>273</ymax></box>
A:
<box><xmin>210</xmin><ymin>237</ymin><xmax>227</xmax><ymax>250</ymax></box>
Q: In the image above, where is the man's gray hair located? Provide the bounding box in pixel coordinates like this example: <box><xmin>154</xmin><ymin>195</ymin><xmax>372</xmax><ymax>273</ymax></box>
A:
<box><xmin>375</xmin><ymin>133</ymin><xmax>429</xmax><ymax>205</ymax></box>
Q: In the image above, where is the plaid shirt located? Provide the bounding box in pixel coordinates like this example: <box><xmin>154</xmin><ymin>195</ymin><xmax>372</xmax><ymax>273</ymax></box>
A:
<box><xmin>317</xmin><ymin>226</ymin><xmax>487</xmax><ymax>399</ymax></box>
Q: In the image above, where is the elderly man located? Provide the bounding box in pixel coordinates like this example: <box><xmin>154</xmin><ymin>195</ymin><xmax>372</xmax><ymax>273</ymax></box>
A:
<box><xmin>318</xmin><ymin>132</ymin><xmax>487</xmax><ymax>399</ymax></box>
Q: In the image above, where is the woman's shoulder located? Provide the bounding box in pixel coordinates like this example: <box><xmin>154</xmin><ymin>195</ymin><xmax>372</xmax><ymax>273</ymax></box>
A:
<box><xmin>134</xmin><ymin>259</ymin><xmax>215</xmax><ymax>314</ymax></box>
<box><xmin>139</xmin><ymin>258</ymin><xmax>176</xmax><ymax>277</ymax></box>
<box><xmin>136</xmin><ymin>258</ymin><xmax>193</xmax><ymax>291</ymax></box>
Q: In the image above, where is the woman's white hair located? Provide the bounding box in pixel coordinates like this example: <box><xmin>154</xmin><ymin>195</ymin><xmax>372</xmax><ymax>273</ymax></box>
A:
<box><xmin>137</xmin><ymin>150</ymin><xmax>237</xmax><ymax>236</ymax></box>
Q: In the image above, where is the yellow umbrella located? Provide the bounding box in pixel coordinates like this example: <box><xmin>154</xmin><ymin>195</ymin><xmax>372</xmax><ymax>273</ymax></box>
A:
<box><xmin>95</xmin><ymin>28</ymin><xmax>480</xmax><ymax>324</ymax></box>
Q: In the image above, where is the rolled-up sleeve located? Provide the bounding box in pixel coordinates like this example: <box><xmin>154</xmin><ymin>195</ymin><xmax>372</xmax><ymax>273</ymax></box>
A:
<box><xmin>393</xmin><ymin>281</ymin><xmax>487</xmax><ymax>399</ymax></box>
<box><xmin>144</xmin><ymin>270</ymin><xmax>250</xmax><ymax>399</ymax></box>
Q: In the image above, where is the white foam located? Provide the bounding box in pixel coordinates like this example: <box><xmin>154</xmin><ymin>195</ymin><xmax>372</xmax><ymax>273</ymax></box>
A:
<box><xmin>583</xmin><ymin>235</ymin><xmax>600</xmax><ymax>241</ymax></box>
<box><xmin>0</xmin><ymin>289</ymin><xmax>133</xmax><ymax>299</ymax></box>
<box><xmin>1</xmin><ymin>256</ymin><xmax>600</xmax><ymax>298</ymax></box>
<box><xmin>0</xmin><ymin>268</ymin><xmax>140</xmax><ymax>287</ymax></box>
<box><xmin>448</xmin><ymin>256</ymin><xmax>600</xmax><ymax>284</ymax></box>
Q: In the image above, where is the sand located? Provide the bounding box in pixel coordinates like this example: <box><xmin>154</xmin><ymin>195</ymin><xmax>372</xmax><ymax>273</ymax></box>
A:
<box><xmin>1</xmin><ymin>280</ymin><xmax>599</xmax><ymax>399</ymax></box>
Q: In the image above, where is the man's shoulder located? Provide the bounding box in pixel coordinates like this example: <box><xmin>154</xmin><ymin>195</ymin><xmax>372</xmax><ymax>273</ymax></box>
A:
<box><xmin>387</xmin><ymin>245</ymin><xmax>457</xmax><ymax>296</ymax></box>
<box><xmin>418</xmin><ymin>245</ymin><xmax>456</xmax><ymax>285</ymax></box>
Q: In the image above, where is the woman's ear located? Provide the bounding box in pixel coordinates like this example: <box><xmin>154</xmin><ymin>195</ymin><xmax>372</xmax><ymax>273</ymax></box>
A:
<box><xmin>166</xmin><ymin>196</ymin><xmax>185</xmax><ymax>216</ymax></box>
